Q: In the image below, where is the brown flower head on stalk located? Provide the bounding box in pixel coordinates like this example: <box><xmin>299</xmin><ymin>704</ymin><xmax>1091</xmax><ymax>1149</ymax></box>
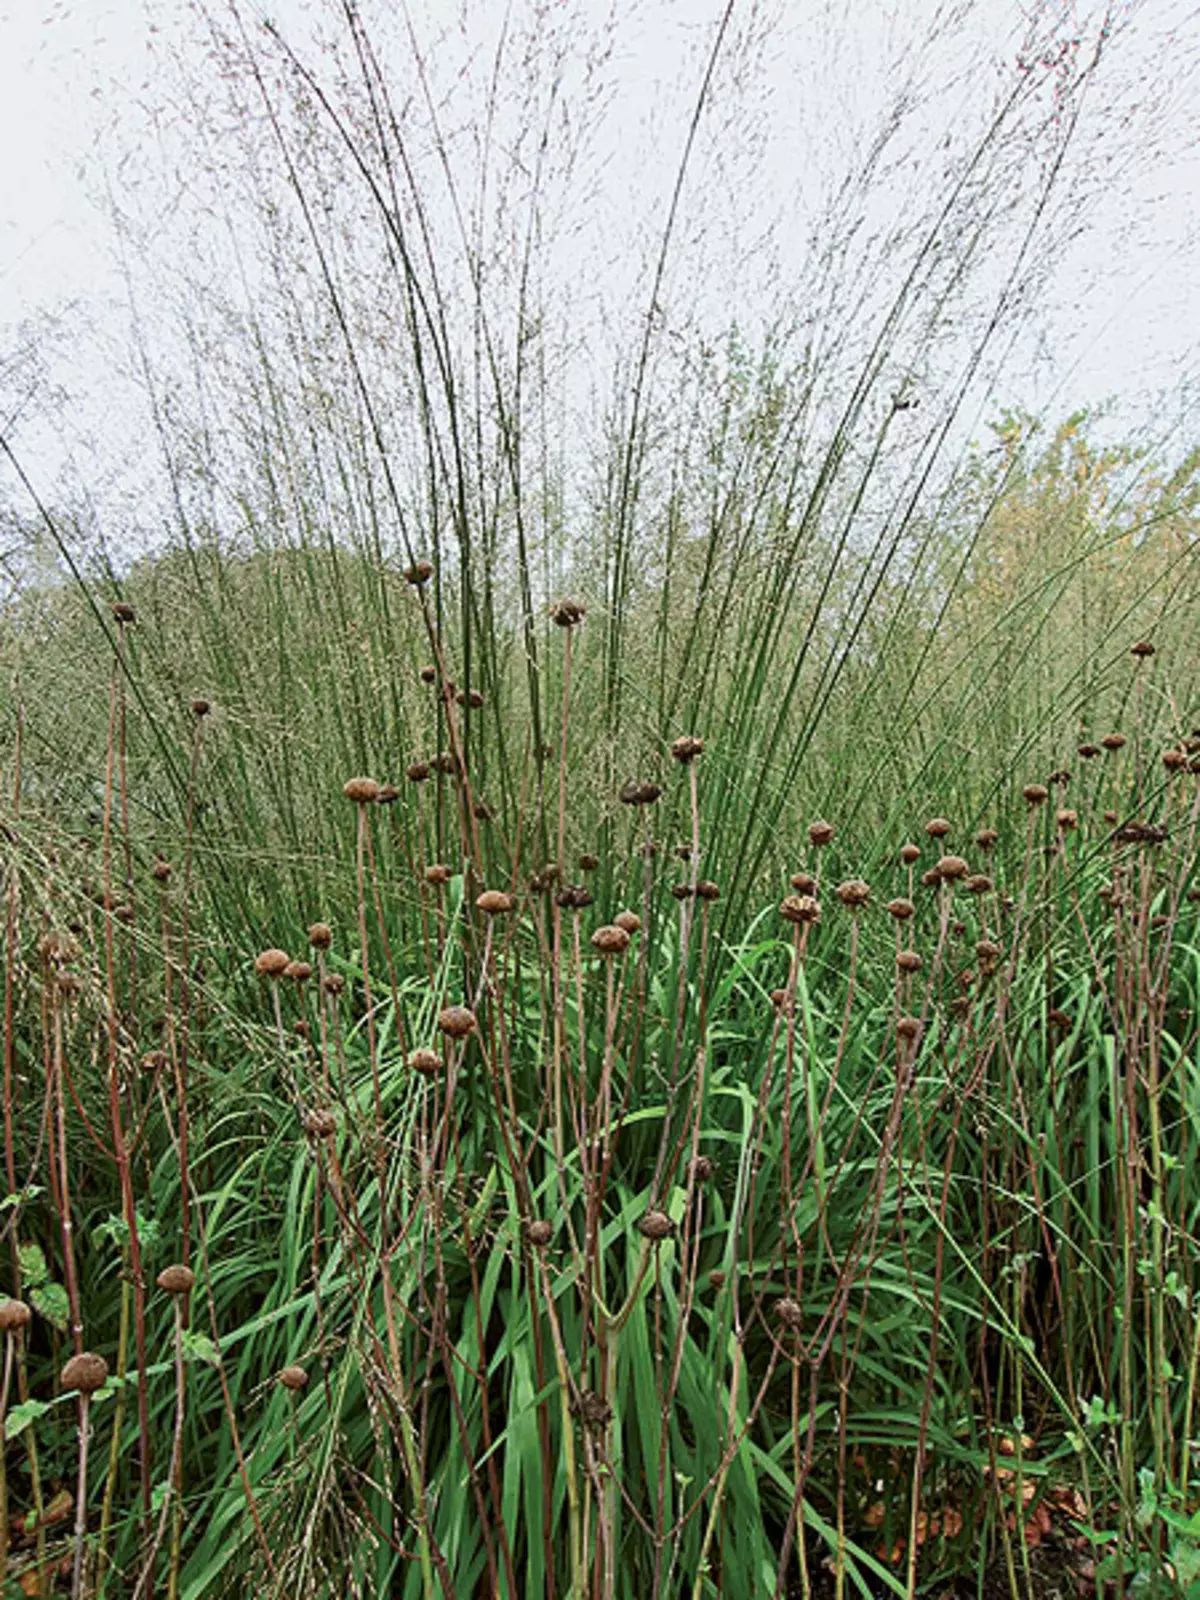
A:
<box><xmin>323</xmin><ymin>973</ymin><xmax>345</xmax><ymax>997</ymax></box>
<box><xmin>574</xmin><ymin>1391</ymin><xmax>612</xmax><ymax>1430</ymax></box>
<box><xmin>1047</xmin><ymin>768</ymin><xmax>1071</xmax><ymax>788</ymax></box>
<box><xmin>887</xmin><ymin>897</ymin><xmax>915</xmax><ymax>921</ymax></box>
<box><xmin>836</xmin><ymin>879</ymin><xmax>870</xmax><ymax>909</ymax></box>
<box><xmin>456</xmin><ymin>688</ymin><xmax>485</xmax><ymax>710</ymax></box>
<box><xmin>0</xmin><ymin>1300</ymin><xmax>31</xmax><ymax>1333</ymax></box>
<box><xmin>408</xmin><ymin>1049</ymin><xmax>441</xmax><ymax>1077</ymax></box>
<box><xmin>551</xmin><ymin>598</ymin><xmax>586</xmax><ymax>628</ymax></box>
<box><xmin>790</xmin><ymin>871</ymin><xmax>816</xmax><ymax>894</ymax></box>
<box><xmin>254</xmin><ymin>949</ymin><xmax>290</xmax><ymax>978</ymax></box>
<box><xmin>1078</xmin><ymin>743</ymin><xmax>1100</xmax><ymax>759</ymax></box>
<box><xmin>376</xmin><ymin>784</ymin><xmax>400</xmax><ymax>805</ymax></box>
<box><xmin>343</xmin><ymin>777</ymin><xmax>380</xmax><ymax>805</ymax></box>
<box><xmin>896</xmin><ymin>1016</ymin><xmax>923</xmax><ymax>1043</ymax></box>
<box><xmin>770</xmin><ymin>987</ymin><xmax>787</xmax><ymax>1008</ymax></box>
<box><xmin>1023</xmin><ymin>783</ymin><xmax>1049</xmax><ymax>806</ymax></box>
<box><xmin>695</xmin><ymin>879</ymin><xmax>720</xmax><ymax>902</ymax></box>
<box><xmin>708</xmin><ymin>1269</ymin><xmax>727</xmax><ymax>1290</ymax></box>
<box><xmin>1131</xmin><ymin>639</ymin><xmax>1155</xmax><ymax>659</ymax></box>
<box><xmin>304</xmin><ymin>1108</ymin><xmax>338</xmax><ymax>1140</ymax></box>
<box><xmin>419</xmin><ymin>665</ymin><xmax>437</xmax><ymax>685</ymax></box>
<box><xmin>690</xmin><ymin>1155</ymin><xmax>715</xmax><ymax>1183</ymax></box>
<box><xmin>578</xmin><ymin>853</ymin><xmax>599</xmax><ymax>872</ymax></box>
<box><xmin>156</xmin><ymin>1265</ymin><xmax>195</xmax><ymax>1296</ymax></box>
<box><xmin>900</xmin><ymin>843</ymin><xmax>921</xmax><ymax>864</ymax></box>
<box><xmin>425</xmin><ymin>864</ymin><xmax>453</xmax><ymax>886</ymax></box>
<box><xmin>404</xmin><ymin>560</ymin><xmax>434</xmax><ymax>586</ymax></box>
<box><xmin>557</xmin><ymin>885</ymin><xmax>593</xmax><ymax>910</ymax></box>
<box><xmin>779</xmin><ymin>894</ymin><xmax>820</xmax><ymax>926</ymax></box>
<box><xmin>1163</xmin><ymin>748</ymin><xmax>1188</xmax><ymax>773</ymax></box>
<box><xmin>591</xmin><ymin>925</ymin><xmax>631</xmax><ymax>956</ymax></box>
<box><xmin>808</xmin><ymin>820</ymin><xmax>834</xmax><ymax>847</ymax></box>
<box><xmin>406</xmin><ymin>761</ymin><xmax>431</xmax><ymax>784</ymax></box>
<box><xmin>965</xmin><ymin>874</ymin><xmax>992</xmax><ymax>895</ymax></box>
<box><xmin>152</xmin><ymin>858</ymin><xmax>172</xmax><ymax>883</ymax></box>
<box><xmin>1101</xmin><ymin>733</ymin><xmax>1126</xmax><ymax>752</ymax></box>
<box><xmin>937</xmin><ymin>856</ymin><xmax>968</xmax><ymax>881</ymax></box>
<box><xmin>308</xmin><ymin>923</ymin><xmax>332</xmax><ymax>949</ymax></box>
<box><xmin>896</xmin><ymin>950</ymin><xmax>922</xmax><ymax>974</ymax></box>
<box><xmin>637</xmin><ymin>1209</ymin><xmax>674</xmax><ymax>1241</ymax></box>
<box><xmin>976</xmin><ymin>939</ymin><xmax>1002</xmax><ymax>961</ymax></box>
<box><xmin>284</xmin><ymin>960</ymin><xmax>312</xmax><ymax>982</ymax></box>
<box><xmin>62</xmin><ymin>1352</ymin><xmax>109</xmax><ymax>1394</ymax></box>
<box><xmin>1056</xmin><ymin>809</ymin><xmax>1079</xmax><ymax>832</ymax></box>
<box><xmin>191</xmin><ymin>697</ymin><xmax>211</xmax><ymax>718</ymax></box>
<box><xmin>475</xmin><ymin>890</ymin><xmax>515</xmax><ymax>916</ymax></box>
<box><xmin>614</xmin><ymin>910</ymin><xmax>641</xmax><ymax>935</ymax></box>
<box><xmin>433</xmin><ymin>754</ymin><xmax>458</xmax><ymax>776</ymax></box>
<box><xmin>671</xmin><ymin>735</ymin><xmax>704</xmax><ymax>764</ymax></box>
<box><xmin>975</xmin><ymin>828</ymin><xmax>998</xmax><ymax>851</ymax></box>
<box><xmin>925</xmin><ymin>817</ymin><xmax>951</xmax><ymax>839</ymax></box>
<box><xmin>525</xmin><ymin>1219</ymin><xmax>554</xmax><ymax>1247</ymax></box>
<box><xmin>111</xmin><ymin>601</ymin><xmax>136</xmax><ymax>624</ymax></box>
<box><xmin>775</xmin><ymin>1297</ymin><xmax>803</xmax><ymax>1330</ymax></box>
<box><xmin>670</xmin><ymin>885</ymin><xmax>692</xmax><ymax>902</ymax></box>
<box><xmin>278</xmin><ymin>1365</ymin><xmax>309</xmax><ymax>1392</ymax></box>
<box><xmin>437</xmin><ymin>1006</ymin><xmax>477</xmax><ymax>1040</ymax></box>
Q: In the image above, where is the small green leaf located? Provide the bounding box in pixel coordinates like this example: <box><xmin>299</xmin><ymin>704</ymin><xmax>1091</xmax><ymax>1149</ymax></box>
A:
<box><xmin>0</xmin><ymin>1186</ymin><xmax>43</xmax><ymax>1212</ymax></box>
<box><xmin>30</xmin><ymin>1282</ymin><xmax>69</xmax><ymax>1333</ymax></box>
<box><xmin>4</xmin><ymin>1397</ymin><xmax>50</xmax><ymax>1440</ymax></box>
<box><xmin>17</xmin><ymin>1243</ymin><xmax>48</xmax><ymax>1288</ymax></box>
<box><xmin>182</xmin><ymin>1331</ymin><xmax>219</xmax><ymax>1368</ymax></box>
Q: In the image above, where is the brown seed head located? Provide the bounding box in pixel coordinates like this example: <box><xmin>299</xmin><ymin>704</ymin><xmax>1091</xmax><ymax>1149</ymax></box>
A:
<box><xmin>896</xmin><ymin>1015</ymin><xmax>922</xmax><ymax>1043</ymax></box>
<box><xmin>309</xmin><ymin>923</ymin><xmax>332</xmax><ymax>949</ymax></box>
<box><xmin>343</xmin><ymin>777</ymin><xmax>380</xmax><ymax>805</ymax></box>
<box><xmin>1023</xmin><ymin>784</ymin><xmax>1048</xmax><ymax>806</ymax></box>
<box><xmin>670</xmin><ymin>884</ymin><xmax>691</xmax><ymax>902</ymax></box>
<box><xmin>437</xmin><ymin>1005</ymin><xmax>477</xmax><ymax>1040</ymax></box>
<box><xmin>1101</xmin><ymin>733</ymin><xmax>1126</xmax><ymax>752</ymax></box>
<box><xmin>808</xmin><ymin>820</ymin><xmax>834</xmax><ymax>848</ymax></box>
<box><xmin>419</xmin><ymin>664</ymin><xmax>437</xmax><ymax>684</ymax></box>
<box><xmin>614</xmin><ymin>910</ymin><xmax>641</xmax><ymax>935</ymax></box>
<box><xmin>1163</xmin><ymin>749</ymin><xmax>1188</xmax><ymax>773</ymax></box>
<box><xmin>620</xmin><ymin>779</ymin><xmax>662</xmax><ymax>805</ymax></box>
<box><xmin>976</xmin><ymin>939</ymin><xmax>1001</xmax><ymax>960</ymax></box>
<box><xmin>111</xmin><ymin>601</ymin><xmax>136</xmax><ymax>624</ymax></box>
<box><xmin>690</xmin><ymin>1155</ymin><xmax>715</xmax><ymax>1183</ymax></box>
<box><xmin>377</xmin><ymin>784</ymin><xmax>400</xmax><ymax>805</ymax></box>
<box><xmin>557</xmin><ymin>885</ymin><xmax>593</xmax><ymax>910</ymax></box>
<box><xmin>578</xmin><ymin>853</ymin><xmax>600</xmax><ymax>872</ymax></box>
<box><xmin>836</xmin><ymin>879</ymin><xmax>870</xmax><ymax>909</ymax></box>
<box><xmin>323</xmin><ymin>973</ymin><xmax>345</xmax><ymax>997</ymax></box>
<box><xmin>475</xmin><ymin>889</ymin><xmax>515</xmax><ymax>916</ymax></box>
<box><xmin>406</xmin><ymin>761</ymin><xmax>431</xmax><ymax>783</ymax></box>
<box><xmin>1047</xmin><ymin>768</ymin><xmax>1071</xmax><ymax>787</ymax></box>
<box><xmin>708</xmin><ymin>1269</ymin><xmax>727</xmax><ymax>1290</ymax></box>
<box><xmin>965</xmin><ymin>874</ymin><xmax>993</xmax><ymax>895</ymax></box>
<box><xmin>920</xmin><ymin>867</ymin><xmax>940</xmax><ymax>889</ymax></box>
<box><xmin>789</xmin><ymin>871</ymin><xmax>817</xmax><ymax>895</ymax></box>
<box><xmin>779</xmin><ymin>894</ymin><xmax>820</xmax><ymax>926</ymax></box>
<box><xmin>141</xmin><ymin>1050</ymin><xmax>167</xmax><ymax>1074</ymax></box>
<box><xmin>525</xmin><ymin>1219</ymin><xmax>554</xmax><ymax>1247</ymax></box>
<box><xmin>899</xmin><ymin>843</ymin><xmax>921</xmax><ymax>864</ymax></box>
<box><xmin>157</xmin><ymin>1264</ymin><xmax>195</xmax><ymax>1296</ymax></box>
<box><xmin>191</xmin><ymin>697</ymin><xmax>210</xmax><ymax>718</ymax></box>
<box><xmin>695</xmin><ymin>879</ymin><xmax>720</xmax><ymax>902</ymax></box>
<box><xmin>551</xmin><ymin>598</ymin><xmax>586</xmax><ymax>628</ymax></box>
<box><xmin>770</xmin><ymin>987</ymin><xmax>788</xmax><ymax>1009</ymax></box>
<box><xmin>1056</xmin><ymin>809</ymin><xmax>1078</xmax><ymax>832</ymax></box>
<box><xmin>1078</xmin><ymin>743</ymin><xmax>1100</xmax><ymax>759</ymax></box>
<box><xmin>937</xmin><ymin>856</ymin><xmax>968</xmax><ymax>881</ymax></box>
<box><xmin>896</xmin><ymin>950</ymin><xmax>922</xmax><ymax>974</ymax></box>
<box><xmin>62</xmin><ymin>1352</ymin><xmax>109</xmax><ymax>1394</ymax></box>
<box><xmin>254</xmin><ymin>948</ymin><xmax>290</xmax><ymax>978</ymax></box>
<box><xmin>404</xmin><ymin>560</ymin><xmax>434</xmax><ymax>586</ymax></box>
<box><xmin>591</xmin><ymin>925</ymin><xmax>631</xmax><ymax>956</ymax></box>
<box><xmin>284</xmin><ymin>960</ymin><xmax>312</xmax><ymax>982</ymax></box>
<box><xmin>425</xmin><ymin>864</ymin><xmax>453</xmax><ymax>886</ymax></box>
<box><xmin>886</xmin><ymin>897</ymin><xmax>914</xmax><ymax>921</ymax></box>
<box><xmin>775</xmin><ymin>1297</ymin><xmax>803</xmax><ymax>1330</ymax></box>
<box><xmin>975</xmin><ymin>828</ymin><xmax>998</xmax><ymax>851</ymax></box>
<box><xmin>408</xmin><ymin>1048</ymin><xmax>441</xmax><ymax>1077</ymax></box>
<box><xmin>152</xmin><ymin>858</ymin><xmax>172</xmax><ymax>883</ymax></box>
<box><xmin>925</xmin><ymin>817</ymin><xmax>951</xmax><ymax>839</ymax></box>
<box><xmin>0</xmin><ymin>1299</ymin><xmax>32</xmax><ymax>1333</ymax></box>
<box><xmin>671</xmin><ymin>735</ymin><xmax>704</xmax><ymax>764</ymax></box>
<box><xmin>637</xmin><ymin>1209</ymin><xmax>674</xmax><ymax>1242</ymax></box>
<box><xmin>1131</xmin><ymin>639</ymin><xmax>1155</xmax><ymax>658</ymax></box>
<box><xmin>278</xmin><ymin>1365</ymin><xmax>309</xmax><ymax>1392</ymax></box>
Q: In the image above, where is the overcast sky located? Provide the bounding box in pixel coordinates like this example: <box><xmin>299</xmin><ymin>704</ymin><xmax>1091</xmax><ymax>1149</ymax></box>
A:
<box><xmin>2</xmin><ymin>0</ymin><xmax>1200</xmax><ymax>537</ymax></box>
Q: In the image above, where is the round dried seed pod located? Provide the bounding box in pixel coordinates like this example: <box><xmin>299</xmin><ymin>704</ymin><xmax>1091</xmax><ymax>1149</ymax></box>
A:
<box><xmin>975</xmin><ymin>828</ymin><xmax>998</xmax><ymax>851</ymax></box>
<box><xmin>1047</xmin><ymin>768</ymin><xmax>1071</xmax><ymax>787</ymax></box>
<box><xmin>789</xmin><ymin>871</ymin><xmax>816</xmax><ymax>895</ymax></box>
<box><xmin>309</xmin><ymin>923</ymin><xmax>332</xmax><ymax>949</ymax></box>
<box><xmin>419</xmin><ymin>664</ymin><xmax>437</xmax><ymax>684</ymax></box>
<box><xmin>836</xmin><ymin>879</ymin><xmax>870</xmax><ymax>909</ymax></box>
<box><xmin>151</xmin><ymin>858</ymin><xmax>172</xmax><ymax>883</ymax></box>
<box><xmin>406</xmin><ymin>761</ymin><xmax>431</xmax><ymax>783</ymax></box>
<box><xmin>896</xmin><ymin>950</ymin><xmax>922</xmax><ymax>974</ymax></box>
<box><xmin>284</xmin><ymin>960</ymin><xmax>312</xmax><ymax>982</ymax></box>
<box><xmin>475</xmin><ymin>890</ymin><xmax>515</xmax><ymax>916</ymax></box>
<box><xmin>433</xmin><ymin>753</ymin><xmax>458</xmax><ymax>776</ymax></box>
<box><xmin>574</xmin><ymin>1390</ymin><xmax>612</xmax><ymax>1429</ymax></box>
<box><xmin>0</xmin><ymin>1299</ymin><xmax>32</xmax><ymax>1333</ymax></box>
<box><xmin>343</xmin><ymin>777</ymin><xmax>379</xmax><ymax>804</ymax></box>
<box><xmin>425</xmin><ymin>864</ymin><xmax>453</xmax><ymax>886</ymax></box>
<box><xmin>775</xmin><ymin>1297</ymin><xmax>803</xmax><ymax>1330</ymax></box>
<box><xmin>473</xmin><ymin>800</ymin><xmax>494</xmax><ymax>822</ymax></box>
<box><xmin>191</xmin><ymin>696</ymin><xmax>211</xmax><ymax>718</ymax></box>
<box><xmin>770</xmin><ymin>987</ymin><xmax>788</xmax><ymax>1008</ymax></box>
<box><xmin>551</xmin><ymin>597</ymin><xmax>586</xmax><ymax>627</ymax></box>
<box><xmin>964</xmin><ymin>874</ymin><xmax>992</xmax><ymax>895</ymax></box>
<box><xmin>886</xmin><ymin>897</ymin><xmax>914</xmax><ymax>921</ymax></box>
<box><xmin>899</xmin><ymin>843</ymin><xmax>921</xmax><ymax>864</ymax></box>
<box><xmin>708</xmin><ymin>1268</ymin><xmax>727</xmax><ymax>1290</ymax></box>
<box><xmin>1101</xmin><ymin>733</ymin><xmax>1126</xmax><ymax>752</ymax></box>
<box><xmin>924</xmin><ymin>817</ymin><xmax>951</xmax><ymax>839</ymax></box>
<box><xmin>377</xmin><ymin>784</ymin><xmax>400</xmax><ymax>805</ymax></box>
<box><xmin>404</xmin><ymin>560</ymin><xmax>434</xmax><ymax>586</ymax></box>
<box><xmin>937</xmin><ymin>856</ymin><xmax>968</xmax><ymax>881</ymax></box>
<box><xmin>111</xmin><ymin>601</ymin><xmax>136</xmax><ymax>624</ymax></box>
<box><xmin>671</xmin><ymin>735</ymin><xmax>704</xmax><ymax>764</ymax></box>
<box><xmin>1078</xmin><ymin>743</ymin><xmax>1100</xmax><ymax>759</ymax></box>
<box><xmin>591</xmin><ymin>925</ymin><xmax>631</xmax><ymax>956</ymax></box>
<box><xmin>525</xmin><ymin>1219</ymin><xmax>553</xmax><ymax>1247</ymax></box>
<box><xmin>62</xmin><ymin>1352</ymin><xmax>109</xmax><ymax>1394</ymax></box>
<box><xmin>1056</xmin><ymin>809</ymin><xmax>1078</xmax><ymax>832</ymax></box>
<box><xmin>695</xmin><ymin>880</ymin><xmax>720</xmax><ymax>902</ymax></box>
<box><xmin>408</xmin><ymin>1048</ymin><xmax>441</xmax><ymax>1077</ymax></box>
<box><xmin>559</xmin><ymin>886</ymin><xmax>593</xmax><ymax>910</ymax></box>
<box><xmin>614</xmin><ymin>910</ymin><xmax>641</xmax><ymax>935</ymax></box>
<box><xmin>1131</xmin><ymin>639</ymin><xmax>1155</xmax><ymax>658</ymax></box>
<box><xmin>808</xmin><ymin>820</ymin><xmax>834</xmax><ymax>847</ymax></box>
<box><xmin>303</xmin><ymin>1109</ymin><xmax>338</xmax><ymax>1140</ymax></box>
<box><xmin>294</xmin><ymin>1020</ymin><xmax>309</xmax><ymax>1039</ymax></box>
<box><xmin>278</xmin><ymin>1365</ymin><xmax>309</xmax><ymax>1392</ymax></box>
<box><xmin>976</xmin><ymin>939</ymin><xmax>1002</xmax><ymax>960</ymax></box>
<box><xmin>637</xmin><ymin>1209</ymin><xmax>674</xmax><ymax>1241</ymax></box>
<box><xmin>141</xmin><ymin>1050</ymin><xmax>168</xmax><ymax>1074</ymax></box>
<box><xmin>1163</xmin><ymin>749</ymin><xmax>1188</xmax><ymax>773</ymax></box>
<box><xmin>779</xmin><ymin>894</ymin><xmax>820</xmax><ymax>926</ymax></box>
<box><xmin>920</xmin><ymin>867</ymin><xmax>940</xmax><ymax>888</ymax></box>
<box><xmin>896</xmin><ymin>1016</ymin><xmax>922</xmax><ymax>1043</ymax></box>
<box><xmin>254</xmin><ymin>948</ymin><xmax>291</xmax><ymax>978</ymax></box>
<box><xmin>670</xmin><ymin>884</ymin><xmax>691</xmax><ymax>902</ymax></box>
<box><xmin>323</xmin><ymin>973</ymin><xmax>345</xmax><ymax>997</ymax></box>
<box><xmin>156</xmin><ymin>1264</ymin><xmax>195</xmax><ymax>1296</ymax></box>
<box><xmin>690</xmin><ymin>1155</ymin><xmax>715</xmax><ymax>1183</ymax></box>
<box><xmin>437</xmin><ymin>1005</ymin><xmax>477</xmax><ymax>1040</ymax></box>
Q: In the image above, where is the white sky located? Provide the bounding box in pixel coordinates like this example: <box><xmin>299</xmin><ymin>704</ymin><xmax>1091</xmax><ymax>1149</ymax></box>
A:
<box><xmin>2</xmin><ymin>0</ymin><xmax>1200</xmax><ymax>536</ymax></box>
